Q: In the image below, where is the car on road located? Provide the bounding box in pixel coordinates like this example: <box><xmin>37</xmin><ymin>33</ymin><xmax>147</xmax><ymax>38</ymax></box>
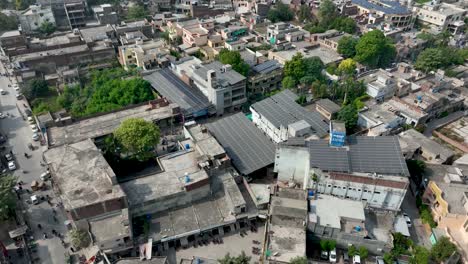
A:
<box><xmin>403</xmin><ymin>213</ymin><xmax>412</xmax><ymax>227</ymax></box>
<box><xmin>27</xmin><ymin>116</ymin><xmax>34</xmax><ymax>124</ymax></box>
<box><xmin>31</xmin><ymin>126</ymin><xmax>39</xmax><ymax>133</ymax></box>
<box><xmin>329</xmin><ymin>248</ymin><xmax>337</xmax><ymax>262</ymax></box>
<box><xmin>8</xmin><ymin>161</ymin><xmax>16</xmax><ymax>171</ymax></box>
<box><xmin>16</xmin><ymin>93</ymin><xmax>23</xmax><ymax>100</ymax></box>
<box><xmin>320</xmin><ymin>250</ymin><xmax>329</xmax><ymax>260</ymax></box>
<box><xmin>353</xmin><ymin>255</ymin><xmax>361</xmax><ymax>264</ymax></box>
<box><xmin>0</xmin><ymin>89</ymin><xmax>6</xmax><ymax>95</ymax></box>
<box><xmin>342</xmin><ymin>252</ymin><xmax>350</xmax><ymax>264</ymax></box>
<box><xmin>0</xmin><ymin>133</ymin><xmax>6</xmax><ymax>144</ymax></box>
<box><xmin>32</xmin><ymin>132</ymin><xmax>39</xmax><ymax>141</ymax></box>
<box><xmin>30</xmin><ymin>195</ymin><xmax>39</xmax><ymax>205</ymax></box>
<box><xmin>5</xmin><ymin>153</ymin><xmax>13</xmax><ymax>161</ymax></box>
<box><xmin>0</xmin><ymin>112</ymin><xmax>5</xmax><ymax>119</ymax></box>
<box><xmin>14</xmin><ymin>86</ymin><xmax>19</xmax><ymax>92</ymax></box>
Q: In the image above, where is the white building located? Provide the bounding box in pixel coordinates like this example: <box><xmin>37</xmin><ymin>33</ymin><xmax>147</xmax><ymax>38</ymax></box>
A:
<box><xmin>274</xmin><ymin>136</ymin><xmax>410</xmax><ymax>211</ymax></box>
<box><xmin>250</xmin><ymin>90</ymin><xmax>329</xmax><ymax>143</ymax></box>
<box><xmin>19</xmin><ymin>5</ymin><xmax>56</xmax><ymax>33</ymax></box>
<box><xmin>413</xmin><ymin>1</ymin><xmax>466</xmax><ymax>34</ymax></box>
<box><xmin>358</xmin><ymin>102</ymin><xmax>405</xmax><ymax>136</ymax></box>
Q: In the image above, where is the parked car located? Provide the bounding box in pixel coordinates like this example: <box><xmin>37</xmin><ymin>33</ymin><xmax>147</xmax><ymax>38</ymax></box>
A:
<box><xmin>15</xmin><ymin>93</ymin><xmax>23</xmax><ymax>100</ymax></box>
<box><xmin>30</xmin><ymin>195</ymin><xmax>39</xmax><ymax>205</ymax></box>
<box><xmin>321</xmin><ymin>250</ymin><xmax>329</xmax><ymax>260</ymax></box>
<box><xmin>0</xmin><ymin>133</ymin><xmax>6</xmax><ymax>144</ymax></box>
<box><xmin>343</xmin><ymin>252</ymin><xmax>350</xmax><ymax>264</ymax></box>
<box><xmin>40</xmin><ymin>171</ymin><xmax>51</xmax><ymax>181</ymax></box>
<box><xmin>403</xmin><ymin>213</ymin><xmax>412</xmax><ymax>227</ymax></box>
<box><xmin>27</xmin><ymin>116</ymin><xmax>34</xmax><ymax>124</ymax></box>
<box><xmin>353</xmin><ymin>255</ymin><xmax>361</xmax><ymax>264</ymax></box>
<box><xmin>32</xmin><ymin>132</ymin><xmax>39</xmax><ymax>141</ymax></box>
<box><xmin>5</xmin><ymin>153</ymin><xmax>13</xmax><ymax>161</ymax></box>
<box><xmin>8</xmin><ymin>161</ymin><xmax>16</xmax><ymax>171</ymax></box>
<box><xmin>14</xmin><ymin>86</ymin><xmax>19</xmax><ymax>92</ymax></box>
<box><xmin>0</xmin><ymin>89</ymin><xmax>6</xmax><ymax>95</ymax></box>
<box><xmin>376</xmin><ymin>257</ymin><xmax>385</xmax><ymax>264</ymax></box>
<box><xmin>31</xmin><ymin>126</ymin><xmax>39</xmax><ymax>133</ymax></box>
<box><xmin>0</xmin><ymin>113</ymin><xmax>5</xmax><ymax>119</ymax></box>
<box><xmin>329</xmin><ymin>248</ymin><xmax>337</xmax><ymax>263</ymax></box>
<box><xmin>30</xmin><ymin>124</ymin><xmax>37</xmax><ymax>130</ymax></box>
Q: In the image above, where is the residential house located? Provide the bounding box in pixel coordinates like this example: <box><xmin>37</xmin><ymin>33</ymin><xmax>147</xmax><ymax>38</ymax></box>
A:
<box><xmin>413</xmin><ymin>0</ymin><xmax>466</xmax><ymax>34</ymax></box>
<box><xmin>399</xmin><ymin>129</ymin><xmax>454</xmax><ymax>164</ymax></box>
<box><xmin>351</xmin><ymin>0</ymin><xmax>413</xmax><ymax>30</ymax></box>
<box><xmin>92</xmin><ymin>4</ymin><xmax>119</xmax><ymax>25</ymax></box>
<box><xmin>19</xmin><ymin>5</ymin><xmax>56</xmax><ymax>33</ymax></box>
<box><xmin>248</xmin><ymin>60</ymin><xmax>283</xmax><ymax>96</ymax></box>
<box><xmin>315</xmin><ymin>99</ymin><xmax>341</xmax><ymax>120</ymax></box>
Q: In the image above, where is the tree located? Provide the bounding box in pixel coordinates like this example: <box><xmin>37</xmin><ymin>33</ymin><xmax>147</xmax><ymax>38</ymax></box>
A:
<box><xmin>69</xmin><ymin>229</ymin><xmax>89</xmax><ymax>249</ymax></box>
<box><xmin>303</xmin><ymin>57</ymin><xmax>324</xmax><ymax>81</ymax></box>
<box><xmin>218</xmin><ymin>49</ymin><xmax>250</xmax><ymax>76</ymax></box>
<box><xmin>410</xmin><ymin>246</ymin><xmax>430</xmax><ymax>264</ymax></box>
<box><xmin>320</xmin><ymin>239</ymin><xmax>336</xmax><ymax>251</ymax></box>
<box><xmin>358</xmin><ymin>246</ymin><xmax>368</xmax><ymax>259</ymax></box>
<box><xmin>337</xmin><ymin>104</ymin><xmax>358</xmax><ymax>131</ymax></box>
<box><xmin>332</xmin><ymin>17</ymin><xmax>357</xmax><ymax>34</ymax></box>
<box><xmin>304</xmin><ymin>23</ymin><xmax>327</xmax><ymax>34</ymax></box>
<box><xmin>22</xmin><ymin>79</ymin><xmax>49</xmax><ymax>99</ymax></box>
<box><xmin>289</xmin><ymin>256</ymin><xmax>307</xmax><ymax>264</ymax></box>
<box><xmin>0</xmin><ymin>175</ymin><xmax>17</xmax><ymax>220</ymax></box>
<box><xmin>297</xmin><ymin>5</ymin><xmax>313</xmax><ymax>22</ymax></box>
<box><xmin>311</xmin><ymin>80</ymin><xmax>329</xmax><ymax>99</ymax></box>
<box><xmin>282</xmin><ymin>76</ymin><xmax>296</xmax><ymax>89</ymax></box>
<box><xmin>267</xmin><ymin>2</ymin><xmax>294</xmax><ymax>23</ymax></box>
<box><xmin>348</xmin><ymin>245</ymin><xmax>358</xmax><ymax>257</ymax></box>
<box><xmin>126</xmin><ymin>5</ymin><xmax>148</xmax><ymax>20</ymax></box>
<box><xmin>318</xmin><ymin>0</ymin><xmax>337</xmax><ymax>27</ymax></box>
<box><xmin>414</xmin><ymin>48</ymin><xmax>446</xmax><ymax>73</ymax></box>
<box><xmin>0</xmin><ymin>13</ymin><xmax>18</xmax><ymax>31</ymax></box>
<box><xmin>406</xmin><ymin>159</ymin><xmax>426</xmax><ymax>186</ymax></box>
<box><xmin>337</xmin><ymin>36</ymin><xmax>359</xmax><ymax>58</ymax></box>
<box><xmin>338</xmin><ymin>58</ymin><xmax>356</xmax><ymax>76</ymax></box>
<box><xmin>284</xmin><ymin>53</ymin><xmax>305</xmax><ymax>82</ymax></box>
<box><xmin>114</xmin><ymin>118</ymin><xmax>160</xmax><ymax>161</ymax></box>
<box><xmin>430</xmin><ymin>236</ymin><xmax>457</xmax><ymax>263</ymax></box>
<box><xmin>218</xmin><ymin>251</ymin><xmax>251</xmax><ymax>264</ymax></box>
<box><xmin>354</xmin><ymin>30</ymin><xmax>396</xmax><ymax>68</ymax></box>
<box><xmin>38</xmin><ymin>21</ymin><xmax>56</xmax><ymax>35</ymax></box>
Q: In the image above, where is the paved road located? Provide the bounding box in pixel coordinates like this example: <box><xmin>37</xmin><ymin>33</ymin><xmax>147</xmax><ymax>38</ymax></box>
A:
<box><xmin>400</xmin><ymin>191</ymin><xmax>432</xmax><ymax>249</ymax></box>
<box><xmin>423</xmin><ymin>111</ymin><xmax>466</xmax><ymax>137</ymax></box>
<box><xmin>0</xmin><ymin>60</ymin><xmax>67</xmax><ymax>264</ymax></box>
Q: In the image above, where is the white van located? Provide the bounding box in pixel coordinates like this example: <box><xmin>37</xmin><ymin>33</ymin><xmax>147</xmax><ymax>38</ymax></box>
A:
<box><xmin>31</xmin><ymin>195</ymin><xmax>39</xmax><ymax>205</ymax></box>
<box><xmin>40</xmin><ymin>171</ymin><xmax>51</xmax><ymax>181</ymax></box>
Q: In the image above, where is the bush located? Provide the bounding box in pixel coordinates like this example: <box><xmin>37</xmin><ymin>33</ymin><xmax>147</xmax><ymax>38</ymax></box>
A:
<box><xmin>69</xmin><ymin>229</ymin><xmax>89</xmax><ymax>249</ymax></box>
<box><xmin>419</xmin><ymin>204</ymin><xmax>437</xmax><ymax>228</ymax></box>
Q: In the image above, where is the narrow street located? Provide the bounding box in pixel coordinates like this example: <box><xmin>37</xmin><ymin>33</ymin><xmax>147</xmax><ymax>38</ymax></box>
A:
<box><xmin>0</xmin><ymin>59</ymin><xmax>67</xmax><ymax>264</ymax></box>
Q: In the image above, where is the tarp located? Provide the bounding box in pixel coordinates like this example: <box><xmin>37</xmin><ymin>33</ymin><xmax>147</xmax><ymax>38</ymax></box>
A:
<box><xmin>394</xmin><ymin>216</ymin><xmax>410</xmax><ymax>237</ymax></box>
<box><xmin>9</xmin><ymin>225</ymin><xmax>28</xmax><ymax>238</ymax></box>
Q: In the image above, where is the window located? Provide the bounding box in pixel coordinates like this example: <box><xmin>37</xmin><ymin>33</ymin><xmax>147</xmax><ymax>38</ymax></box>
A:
<box><xmin>358</xmin><ymin>189</ymin><xmax>361</xmax><ymax>192</ymax></box>
<box><xmin>333</xmin><ymin>185</ymin><xmax>338</xmax><ymax>188</ymax></box>
<box><xmin>375</xmin><ymin>191</ymin><xmax>381</xmax><ymax>194</ymax></box>
<box><xmin>342</xmin><ymin>187</ymin><xmax>346</xmax><ymax>189</ymax></box>
<box><xmin>362</xmin><ymin>198</ymin><xmax>367</xmax><ymax>201</ymax></box>
<box><xmin>327</xmin><ymin>184</ymin><xmax>332</xmax><ymax>188</ymax></box>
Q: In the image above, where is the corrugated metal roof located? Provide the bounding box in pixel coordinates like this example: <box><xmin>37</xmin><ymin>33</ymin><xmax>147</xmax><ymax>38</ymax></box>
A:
<box><xmin>351</xmin><ymin>0</ymin><xmax>410</xmax><ymax>15</ymax></box>
<box><xmin>252</xmin><ymin>60</ymin><xmax>282</xmax><ymax>74</ymax></box>
<box><xmin>206</xmin><ymin>113</ymin><xmax>275</xmax><ymax>175</ymax></box>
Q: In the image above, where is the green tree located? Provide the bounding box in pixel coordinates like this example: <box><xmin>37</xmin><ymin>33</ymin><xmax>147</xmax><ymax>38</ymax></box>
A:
<box><xmin>284</xmin><ymin>53</ymin><xmax>305</xmax><ymax>82</ymax></box>
<box><xmin>267</xmin><ymin>2</ymin><xmax>294</xmax><ymax>23</ymax></box>
<box><xmin>38</xmin><ymin>21</ymin><xmax>56</xmax><ymax>35</ymax></box>
<box><xmin>338</xmin><ymin>58</ymin><xmax>356</xmax><ymax>76</ymax></box>
<box><xmin>114</xmin><ymin>118</ymin><xmax>160</xmax><ymax>161</ymax></box>
<box><xmin>320</xmin><ymin>240</ymin><xmax>336</xmax><ymax>251</ymax></box>
<box><xmin>126</xmin><ymin>5</ymin><xmax>149</xmax><ymax>20</ymax></box>
<box><xmin>318</xmin><ymin>0</ymin><xmax>337</xmax><ymax>27</ymax></box>
<box><xmin>282</xmin><ymin>76</ymin><xmax>296</xmax><ymax>89</ymax></box>
<box><xmin>22</xmin><ymin>79</ymin><xmax>49</xmax><ymax>99</ymax></box>
<box><xmin>337</xmin><ymin>36</ymin><xmax>359</xmax><ymax>58</ymax></box>
<box><xmin>0</xmin><ymin>13</ymin><xmax>18</xmax><ymax>31</ymax></box>
<box><xmin>218</xmin><ymin>251</ymin><xmax>251</xmax><ymax>264</ymax></box>
<box><xmin>348</xmin><ymin>245</ymin><xmax>358</xmax><ymax>257</ymax></box>
<box><xmin>431</xmin><ymin>237</ymin><xmax>457</xmax><ymax>263</ymax></box>
<box><xmin>358</xmin><ymin>246</ymin><xmax>369</xmax><ymax>259</ymax></box>
<box><xmin>297</xmin><ymin>5</ymin><xmax>313</xmax><ymax>22</ymax></box>
<box><xmin>383</xmin><ymin>253</ymin><xmax>394</xmax><ymax>264</ymax></box>
<box><xmin>354</xmin><ymin>30</ymin><xmax>396</xmax><ymax>68</ymax></box>
<box><xmin>290</xmin><ymin>256</ymin><xmax>307</xmax><ymax>264</ymax></box>
<box><xmin>410</xmin><ymin>246</ymin><xmax>430</xmax><ymax>264</ymax></box>
<box><xmin>304</xmin><ymin>23</ymin><xmax>327</xmax><ymax>34</ymax></box>
<box><xmin>332</xmin><ymin>17</ymin><xmax>357</xmax><ymax>34</ymax></box>
<box><xmin>311</xmin><ymin>80</ymin><xmax>329</xmax><ymax>99</ymax></box>
<box><xmin>414</xmin><ymin>48</ymin><xmax>446</xmax><ymax>73</ymax></box>
<box><xmin>0</xmin><ymin>175</ymin><xmax>17</xmax><ymax>220</ymax></box>
<box><xmin>218</xmin><ymin>49</ymin><xmax>250</xmax><ymax>76</ymax></box>
<box><xmin>69</xmin><ymin>229</ymin><xmax>90</xmax><ymax>249</ymax></box>
<box><xmin>337</xmin><ymin>104</ymin><xmax>358</xmax><ymax>131</ymax></box>
<box><xmin>303</xmin><ymin>57</ymin><xmax>324</xmax><ymax>81</ymax></box>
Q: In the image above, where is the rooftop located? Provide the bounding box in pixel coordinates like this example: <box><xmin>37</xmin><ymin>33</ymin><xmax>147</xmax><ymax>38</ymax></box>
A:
<box><xmin>398</xmin><ymin>129</ymin><xmax>454</xmax><ymax>163</ymax></box>
<box><xmin>193</xmin><ymin>60</ymin><xmax>246</xmax><ymax>87</ymax></box>
<box><xmin>79</xmin><ymin>25</ymin><xmax>114</xmax><ymax>43</ymax></box>
<box><xmin>13</xmin><ymin>45</ymin><xmax>90</xmax><ymax>62</ymax></box>
<box><xmin>43</xmin><ymin>139</ymin><xmax>125</xmax><ymax>211</ymax></box>
<box><xmin>309</xmin><ymin>194</ymin><xmax>365</xmax><ymax>229</ymax></box>
<box><xmin>271</xmin><ymin>196</ymin><xmax>308</xmax><ymax>225</ymax></box>
<box><xmin>270</xmin><ymin>47</ymin><xmax>342</xmax><ymax>65</ymax></box>
<box><xmin>206</xmin><ymin>113</ymin><xmax>276</xmax><ymax>175</ymax></box>
<box><xmin>0</xmin><ymin>30</ymin><xmax>21</xmax><ymax>38</ymax></box>
<box><xmin>268</xmin><ymin>223</ymin><xmax>306</xmax><ymax>262</ymax></box>
<box><xmin>89</xmin><ymin>210</ymin><xmax>130</xmax><ymax>242</ymax></box>
<box><xmin>251</xmin><ymin>90</ymin><xmax>329</xmax><ymax>137</ymax></box>
<box><xmin>144</xmin><ymin>69</ymin><xmax>211</xmax><ymax>117</ymax></box>
<box><xmin>115</xmin><ymin>257</ymin><xmax>167</xmax><ymax>264</ymax></box>
<box><xmin>48</xmin><ymin>100</ymin><xmax>179</xmax><ymax>147</ymax></box>
<box><xmin>252</xmin><ymin>60</ymin><xmax>282</xmax><ymax>74</ymax></box>
<box><xmin>351</xmin><ymin>0</ymin><xmax>411</xmax><ymax>15</ymax></box>
<box><xmin>185</xmin><ymin>124</ymin><xmax>226</xmax><ymax>159</ymax></box>
<box><xmin>316</xmin><ymin>98</ymin><xmax>341</xmax><ymax>114</ymax></box>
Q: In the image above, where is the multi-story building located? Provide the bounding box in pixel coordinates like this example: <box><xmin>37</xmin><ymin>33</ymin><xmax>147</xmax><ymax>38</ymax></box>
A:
<box><xmin>414</xmin><ymin>0</ymin><xmax>466</xmax><ymax>34</ymax></box>
<box><xmin>172</xmin><ymin>57</ymin><xmax>247</xmax><ymax>115</ymax></box>
<box><xmin>250</xmin><ymin>90</ymin><xmax>329</xmax><ymax>143</ymax></box>
<box><xmin>118</xmin><ymin>39</ymin><xmax>169</xmax><ymax>70</ymax></box>
<box><xmin>0</xmin><ymin>30</ymin><xmax>27</xmax><ymax>56</ymax></box>
<box><xmin>266</xmin><ymin>22</ymin><xmax>306</xmax><ymax>46</ymax></box>
<box><xmin>182</xmin><ymin>24</ymin><xmax>209</xmax><ymax>47</ymax></box>
<box><xmin>358</xmin><ymin>101</ymin><xmax>405</xmax><ymax>136</ymax></box>
<box><xmin>274</xmin><ymin>135</ymin><xmax>410</xmax><ymax>211</ymax></box>
<box><xmin>399</xmin><ymin>129</ymin><xmax>454</xmax><ymax>164</ymax></box>
<box><xmin>315</xmin><ymin>99</ymin><xmax>341</xmax><ymax>120</ymax></box>
<box><xmin>92</xmin><ymin>4</ymin><xmax>119</xmax><ymax>25</ymax></box>
<box><xmin>64</xmin><ymin>1</ymin><xmax>87</xmax><ymax>29</ymax></box>
<box><xmin>359</xmin><ymin>69</ymin><xmax>411</xmax><ymax>101</ymax></box>
<box><xmin>248</xmin><ymin>60</ymin><xmax>283</xmax><ymax>96</ymax></box>
<box><xmin>351</xmin><ymin>0</ymin><xmax>413</xmax><ymax>30</ymax></box>
<box><xmin>19</xmin><ymin>5</ymin><xmax>56</xmax><ymax>33</ymax></box>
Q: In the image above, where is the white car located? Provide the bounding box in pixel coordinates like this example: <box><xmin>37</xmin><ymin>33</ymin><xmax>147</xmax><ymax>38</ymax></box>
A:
<box><xmin>0</xmin><ymin>89</ymin><xmax>6</xmax><ymax>95</ymax></box>
<box><xmin>30</xmin><ymin>124</ymin><xmax>37</xmax><ymax>130</ymax></box>
<box><xmin>32</xmin><ymin>132</ymin><xmax>39</xmax><ymax>141</ymax></box>
<box><xmin>353</xmin><ymin>255</ymin><xmax>361</xmax><ymax>264</ymax></box>
<box><xmin>8</xmin><ymin>161</ymin><xmax>16</xmax><ymax>171</ymax></box>
<box><xmin>329</xmin><ymin>248</ymin><xmax>337</xmax><ymax>263</ymax></box>
<box><xmin>14</xmin><ymin>86</ymin><xmax>19</xmax><ymax>91</ymax></box>
<box><xmin>403</xmin><ymin>213</ymin><xmax>412</xmax><ymax>227</ymax></box>
<box><xmin>31</xmin><ymin>126</ymin><xmax>39</xmax><ymax>133</ymax></box>
<box><xmin>30</xmin><ymin>195</ymin><xmax>39</xmax><ymax>205</ymax></box>
<box><xmin>27</xmin><ymin>116</ymin><xmax>34</xmax><ymax>124</ymax></box>
<box><xmin>0</xmin><ymin>113</ymin><xmax>5</xmax><ymax>119</ymax></box>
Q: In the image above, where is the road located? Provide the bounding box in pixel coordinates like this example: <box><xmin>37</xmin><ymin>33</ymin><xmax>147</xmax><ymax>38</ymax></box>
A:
<box><xmin>423</xmin><ymin>111</ymin><xmax>465</xmax><ymax>137</ymax></box>
<box><xmin>400</xmin><ymin>191</ymin><xmax>432</xmax><ymax>249</ymax></box>
<box><xmin>0</xmin><ymin>59</ymin><xmax>67</xmax><ymax>264</ymax></box>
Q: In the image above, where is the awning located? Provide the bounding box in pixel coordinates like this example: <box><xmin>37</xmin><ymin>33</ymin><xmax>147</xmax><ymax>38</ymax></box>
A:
<box><xmin>9</xmin><ymin>225</ymin><xmax>28</xmax><ymax>238</ymax></box>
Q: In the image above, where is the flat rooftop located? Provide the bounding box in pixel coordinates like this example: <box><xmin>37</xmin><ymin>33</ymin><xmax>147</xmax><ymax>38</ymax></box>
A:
<box><xmin>0</xmin><ymin>30</ymin><xmax>21</xmax><ymax>38</ymax></box>
<box><xmin>206</xmin><ymin>113</ymin><xmax>276</xmax><ymax>175</ymax></box>
<box><xmin>89</xmin><ymin>211</ymin><xmax>130</xmax><ymax>242</ymax></box>
<box><xmin>268</xmin><ymin>225</ymin><xmax>306</xmax><ymax>263</ymax></box>
<box><xmin>43</xmin><ymin>139</ymin><xmax>126</xmax><ymax>211</ymax></box>
<box><xmin>13</xmin><ymin>45</ymin><xmax>90</xmax><ymax>62</ymax></box>
<box><xmin>316</xmin><ymin>98</ymin><xmax>341</xmax><ymax>114</ymax></box>
<box><xmin>309</xmin><ymin>194</ymin><xmax>365</xmax><ymax>229</ymax></box>
<box><xmin>398</xmin><ymin>129</ymin><xmax>454</xmax><ymax>162</ymax></box>
<box><xmin>271</xmin><ymin>47</ymin><xmax>342</xmax><ymax>65</ymax></box>
<box><xmin>185</xmin><ymin>125</ymin><xmax>226</xmax><ymax>159</ymax></box>
<box><xmin>351</xmin><ymin>0</ymin><xmax>411</xmax><ymax>14</ymax></box>
<box><xmin>48</xmin><ymin>101</ymin><xmax>179</xmax><ymax>147</ymax></box>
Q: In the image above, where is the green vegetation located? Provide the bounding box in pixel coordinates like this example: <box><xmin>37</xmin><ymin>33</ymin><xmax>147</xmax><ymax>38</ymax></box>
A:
<box><xmin>348</xmin><ymin>245</ymin><xmax>357</xmax><ymax>256</ymax></box>
<box><xmin>297</xmin><ymin>5</ymin><xmax>314</xmax><ymax>22</ymax></box>
<box><xmin>406</xmin><ymin>159</ymin><xmax>426</xmax><ymax>186</ymax></box>
<box><xmin>57</xmin><ymin>68</ymin><xmax>154</xmax><ymax>117</ymax></box>
<box><xmin>38</xmin><ymin>21</ymin><xmax>56</xmax><ymax>35</ymax></box>
<box><xmin>305</xmin><ymin>0</ymin><xmax>357</xmax><ymax>34</ymax></box>
<box><xmin>22</xmin><ymin>79</ymin><xmax>49</xmax><ymax>100</ymax></box>
<box><xmin>318</xmin><ymin>0</ymin><xmax>338</xmax><ymax>28</ymax></box>
<box><xmin>337</xmin><ymin>58</ymin><xmax>357</xmax><ymax>76</ymax></box>
<box><xmin>218</xmin><ymin>251</ymin><xmax>251</xmax><ymax>264</ymax></box>
<box><xmin>0</xmin><ymin>175</ymin><xmax>18</xmax><ymax>221</ymax></box>
<box><xmin>283</xmin><ymin>53</ymin><xmax>324</xmax><ymax>89</ymax></box>
<box><xmin>355</xmin><ymin>30</ymin><xmax>396</xmax><ymax>68</ymax></box>
<box><xmin>337</xmin><ymin>36</ymin><xmax>359</xmax><ymax>58</ymax></box>
<box><xmin>337</xmin><ymin>103</ymin><xmax>358</xmax><ymax>131</ymax></box>
<box><xmin>358</xmin><ymin>246</ymin><xmax>369</xmax><ymax>259</ymax></box>
<box><xmin>22</xmin><ymin>80</ymin><xmax>62</xmax><ymax>115</ymax></box>
<box><xmin>289</xmin><ymin>256</ymin><xmax>307</xmax><ymax>264</ymax></box>
<box><xmin>114</xmin><ymin>118</ymin><xmax>161</xmax><ymax>161</ymax></box>
<box><xmin>419</xmin><ymin>204</ymin><xmax>437</xmax><ymax>228</ymax></box>
<box><xmin>126</xmin><ymin>5</ymin><xmax>149</xmax><ymax>20</ymax></box>
<box><xmin>331</xmin><ymin>17</ymin><xmax>357</xmax><ymax>34</ymax></box>
<box><xmin>320</xmin><ymin>239</ymin><xmax>337</xmax><ymax>251</ymax></box>
<box><xmin>415</xmin><ymin>47</ymin><xmax>468</xmax><ymax>73</ymax></box>
<box><xmin>219</xmin><ymin>49</ymin><xmax>250</xmax><ymax>76</ymax></box>
<box><xmin>431</xmin><ymin>236</ymin><xmax>457</xmax><ymax>263</ymax></box>
<box><xmin>15</xmin><ymin>0</ymin><xmax>35</xmax><ymax>10</ymax></box>
<box><xmin>267</xmin><ymin>2</ymin><xmax>294</xmax><ymax>23</ymax></box>
<box><xmin>69</xmin><ymin>229</ymin><xmax>90</xmax><ymax>249</ymax></box>
<box><xmin>249</xmin><ymin>44</ymin><xmax>272</xmax><ymax>52</ymax></box>
<box><xmin>0</xmin><ymin>13</ymin><xmax>18</xmax><ymax>31</ymax></box>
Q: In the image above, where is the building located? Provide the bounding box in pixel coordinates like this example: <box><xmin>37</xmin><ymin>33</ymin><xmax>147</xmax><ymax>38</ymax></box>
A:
<box><xmin>64</xmin><ymin>1</ymin><xmax>87</xmax><ymax>29</ymax></box>
<box><xmin>118</xmin><ymin>39</ymin><xmax>169</xmax><ymax>70</ymax></box>
<box><xmin>92</xmin><ymin>4</ymin><xmax>119</xmax><ymax>25</ymax></box>
<box><xmin>250</xmin><ymin>90</ymin><xmax>329</xmax><ymax>143</ymax></box>
<box><xmin>414</xmin><ymin>1</ymin><xmax>466</xmax><ymax>34</ymax></box>
<box><xmin>43</xmin><ymin>139</ymin><xmax>132</xmax><ymax>254</ymax></box>
<box><xmin>248</xmin><ymin>60</ymin><xmax>283</xmax><ymax>96</ymax></box>
<box><xmin>359</xmin><ymin>69</ymin><xmax>398</xmax><ymax>101</ymax></box>
<box><xmin>274</xmin><ymin>135</ymin><xmax>410</xmax><ymax>211</ymax></box>
<box><xmin>398</xmin><ymin>129</ymin><xmax>454</xmax><ymax>164</ymax></box>
<box><xmin>422</xmin><ymin>164</ymin><xmax>468</xmax><ymax>260</ymax></box>
<box><xmin>182</xmin><ymin>24</ymin><xmax>209</xmax><ymax>47</ymax></box>
<box><xmin>358</xmin><ymin>101</ymin><xmax>405</xmax><ymax>136</ymax></box>
<box><xmin>269</xmin><ymin>46</ymin><xmax>342</xmax><ymax>66</ymax></box>
<box><xmin>318</xmin><ymin>33</ymin><xmax>352</xmax><ymax>51</ymax></box>
<box><xmin>18</xmin><ymin>5</ymin><xmax>56</xmax><ymax>33</ymax></box>
<box><xmin>171</xmin><ymin>57</ymin><xmax>247</xmax><ymax>115</ymax></box>
<box><xmin>0</xmin><ymin>31</ymin><xmax>27</xmax><ymax>56</ymax></box>
<box><xmin>266</xmin><ymin>22</ymin><xmax>306</xmax><ymax>46</ymax></box>
<box><xmin>315</xmin><ymin>99</ymin><xmax>341</xmax><ymax>120</ymax></box>
<box><xmin>351</xmin><ymin>0</ymin><xmax>412</xmax><ymax>30</ymax></box>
